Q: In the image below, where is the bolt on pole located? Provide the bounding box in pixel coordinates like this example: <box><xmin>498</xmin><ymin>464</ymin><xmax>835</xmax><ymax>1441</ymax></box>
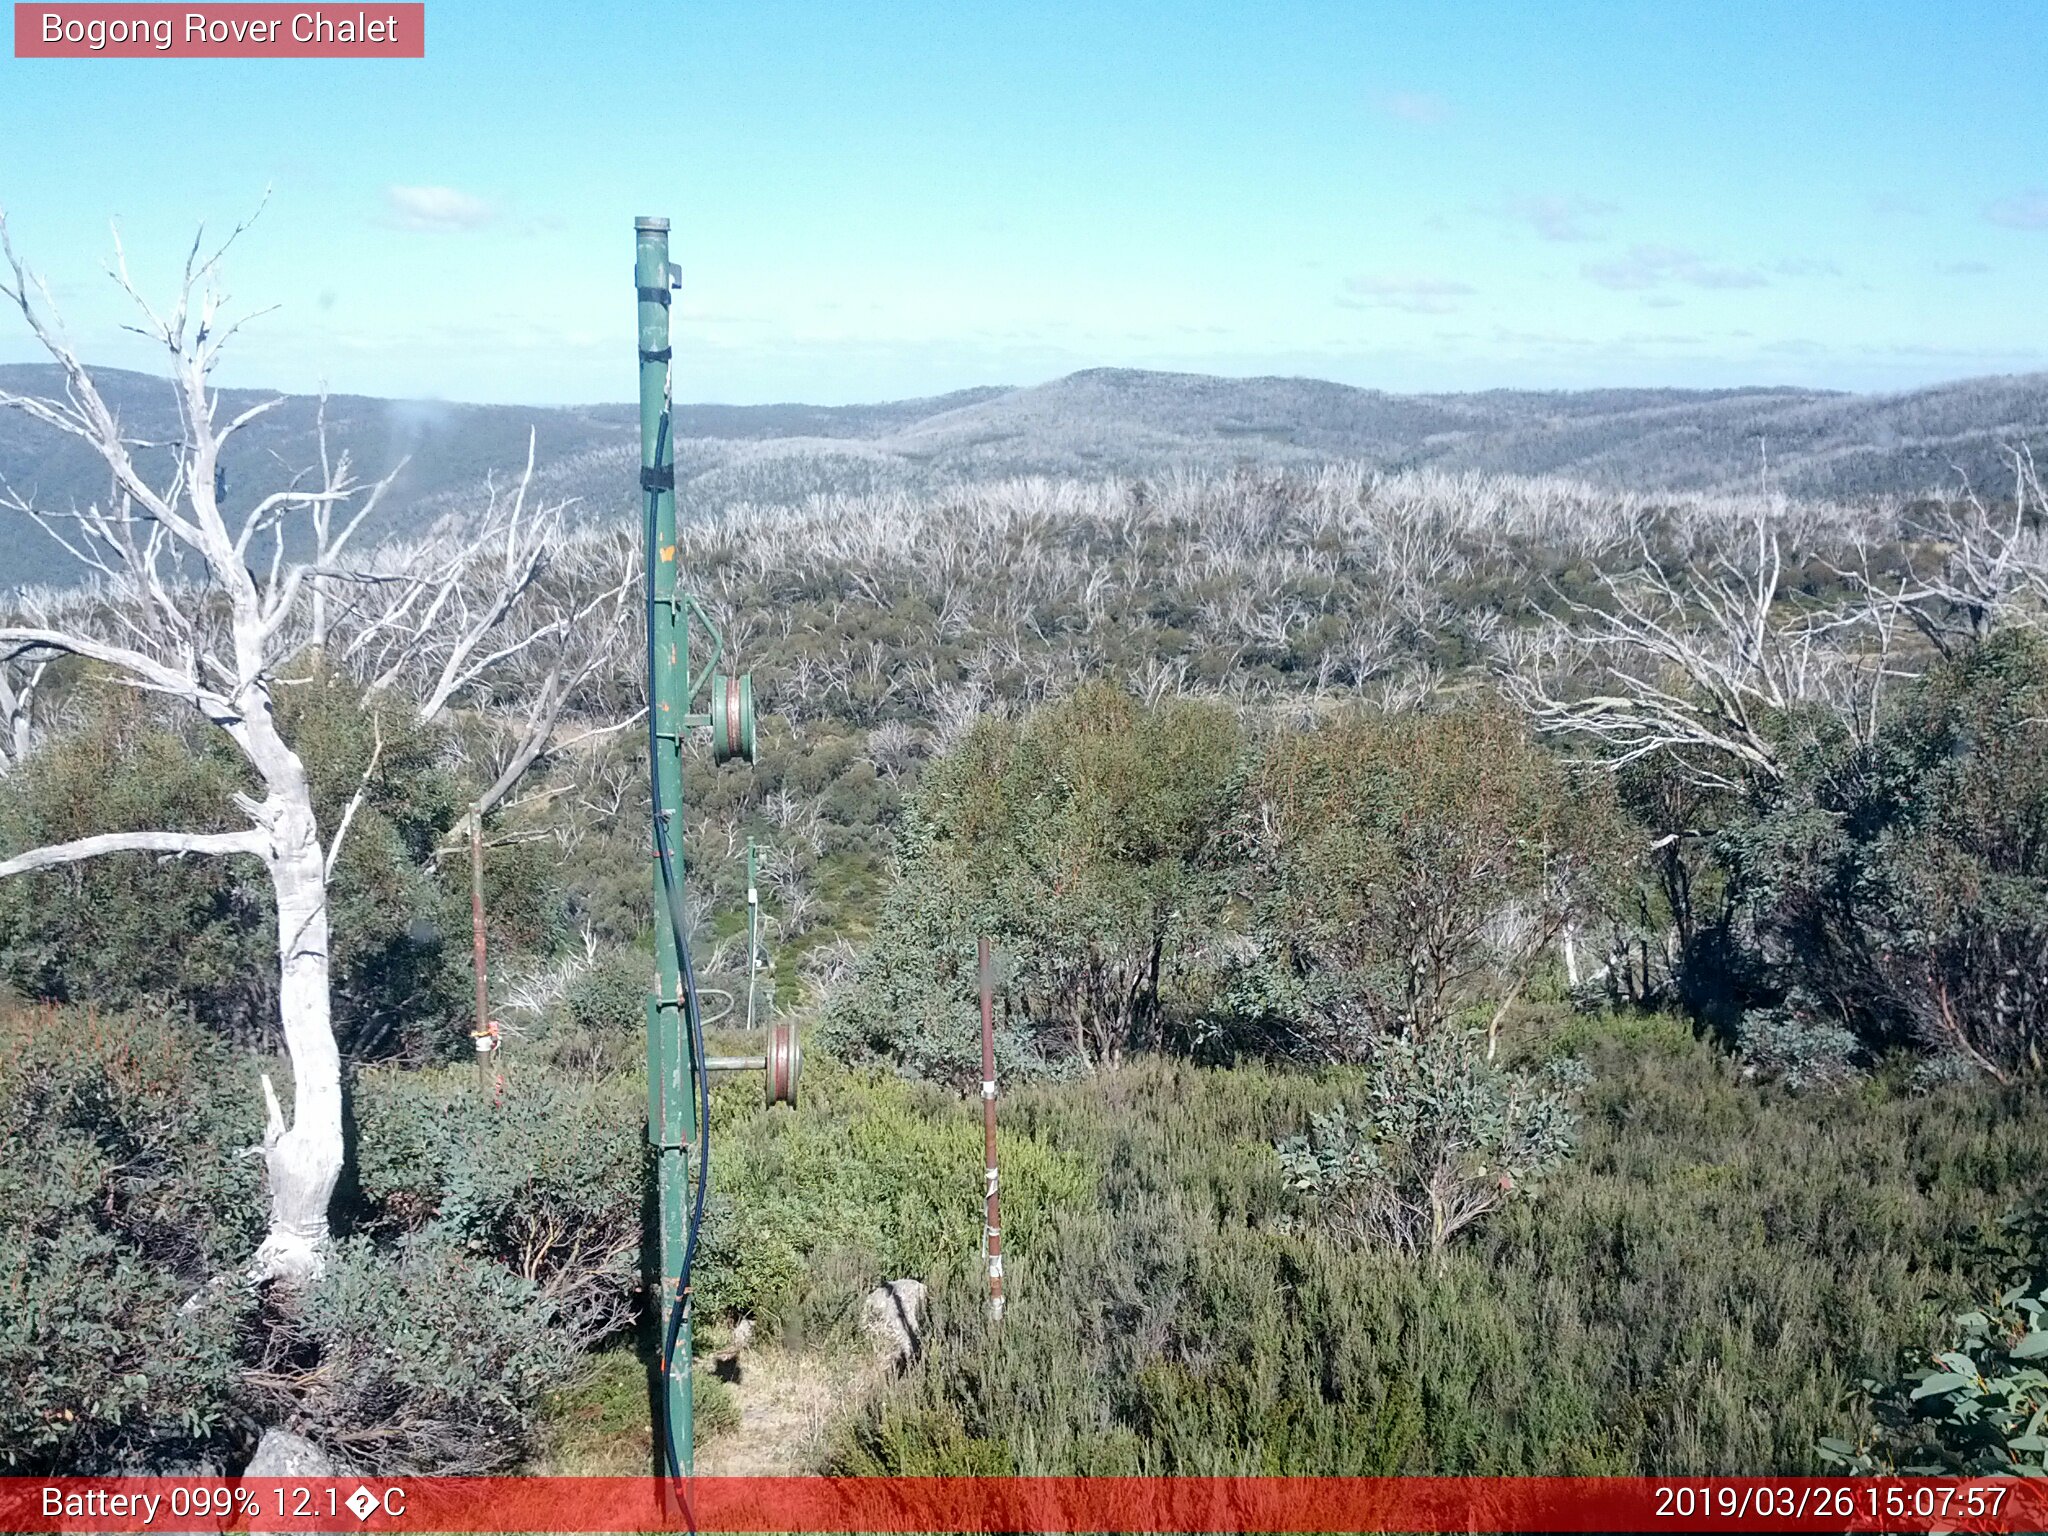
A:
<box><xmin>637</xmin><ymin>213</ymin><xmax>696</xmax><ymax>1473</ymax></box>
<box><xmin>979</xmin><ymin>935</ymin><xmax>1005</xmax><ymax>1321</ymax></box>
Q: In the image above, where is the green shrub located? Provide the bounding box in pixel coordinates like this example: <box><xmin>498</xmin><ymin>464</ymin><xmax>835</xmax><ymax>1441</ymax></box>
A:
<box><xmin>1734</xmin><ymin>1007</ymin><xmax>1863</xmax><ymax>1092</ymax></box>
<box><xmin>824</xmin><ymin>683</ymin><xmax>1242</xmax><ymax>1084</ymax></box>
<box><xmin>1728</xmin><ymin>629</ymin><xmax>2048</xmax><ymax>1080</ymax></box>
<box><xmin>1242</xmin><ymin>707</ymin><xmax>1624</xmax><ymax>1048</ymax></box>
<box><xmin>248</xmin><ymin>1232</ymin><xmax>576</xmax><ymax>1475</ymax></box>
<box><xmin>1823</xmin><ymin>1201</ymin><xmax>2048</xmax><ymax>1475</ymax></box>
<box><xmin>0</xmin><ymin>1001</ymin><xmax>263</xmax><ymax>1472</ymax></box>
<box><xmin>833</xmin><ymin>1030</ymin><xmax>2048</xmax><ymax>1476</ymax></box>
<box><xmin>1274</xmin><ymin>1028</ymin><xmax>1578</xmax><ymax>1257</ymax></box>
<box><xmin>832</xmin><ymin>1401</ymin><xmax>1018</xmax><ymax>1475</ymax></box>
<box><xmin>566</xmin><ymin>948</ymin><xmax>650</xmax><ymax>1034</ymax></box>
<box><xmin>696</xmin><ymin>1056</ymin><xmax>1091</xmax><ymax>1327</ymax></box>
<box><xmin>1</xmin><ymin>1005</ymin><xmax>612</xmax><ymax>1477</ymax></box>
<box><xmin>351</xmin><ymin>1065</ymin><xmax>643</xmax><ymax>1349</ymax></box>
<box><xmin>477</xmin><ymin>835</ymin><xmax>573</xmax><ymax>956</ymax></box>
<box><xmin>0</xmin><ymin>674</ymin><xmax>474</xmax><ymax>1059</ymax></box>
<box><xmin>691</xmin><ymin>1368</ymin><xmax>741</xmax><ymax>1445</ymax></box>
<box><xmin>0</xmin><ymin>698</ymin><xmax>272</xmax><ymax>1039</ymax></box>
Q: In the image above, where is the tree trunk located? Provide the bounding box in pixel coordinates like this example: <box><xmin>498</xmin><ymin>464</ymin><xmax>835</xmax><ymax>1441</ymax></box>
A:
<box><xmin>249</xmin><ymin>799</ymin><xmax>345</xmax><ymax>1285</ymax></box>
<box><xmin>1484</xmin><ymin>971</ymin><xmax>1530</xmax><ymax>1063</ymax></box>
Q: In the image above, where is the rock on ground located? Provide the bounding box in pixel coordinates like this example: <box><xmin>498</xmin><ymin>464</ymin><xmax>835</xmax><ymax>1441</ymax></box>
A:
<box><xmin>861</xmin><ymin>1278</ymin><xmax>927</xmax><ymax>1368</ymax></box>
<box><xmin>244</xmin><ymin>1427</ymin><xmax>334</xmax><ymax>1476</ymax></box>
<box><xmin>242</xmin><ymin>1430</ymin><xmax>337</xmax><ymax>1536</ymax></box>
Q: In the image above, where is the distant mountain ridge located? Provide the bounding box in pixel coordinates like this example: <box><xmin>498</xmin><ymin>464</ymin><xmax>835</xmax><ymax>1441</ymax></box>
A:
<box><xmin>5</xmin><ymin>363</ymin><xmax>2047</xmax><ymax>590</ymax></box>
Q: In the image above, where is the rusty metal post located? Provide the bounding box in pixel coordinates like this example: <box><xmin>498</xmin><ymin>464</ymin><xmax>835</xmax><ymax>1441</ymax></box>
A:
<box><xmin>979</xmin><ymin>935</ymin><xmax>1005</xmax><ymax>1320</ymax></box>
<box><xmin>469</xmin><ymin>807</ymin><xmax>490</xmax><ymax>1093</ymax></box>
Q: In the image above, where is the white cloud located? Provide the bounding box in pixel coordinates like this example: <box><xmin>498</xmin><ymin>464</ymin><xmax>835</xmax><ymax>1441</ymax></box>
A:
<box><xmin>1339</xmin><ymin>275</ymin><xmax>1475</xmax><ymax>315</ymax></box>
<box><xmin>1985</xmin><ymin>189</ymin><xmax>2048</xmax><ymax>230</ymax></box>
<box><xmin>384</xmin><ymin>184</ymin><xmax>496</xmax><ymax>233</ymax></box>
<box><xmin>1378</xmin><ymin>91</ymin><xmax>1448</xmax><ymax>125</ymax></box>
<box><xmin>1582</xmin><ymin>244</ymin><xmax>1766</xmax><ymax>292</ymax></box>
<box><xmin>1498</xmin><ymin>194</ymin><xmax>1615</xmax><ymax>243</ymax></box>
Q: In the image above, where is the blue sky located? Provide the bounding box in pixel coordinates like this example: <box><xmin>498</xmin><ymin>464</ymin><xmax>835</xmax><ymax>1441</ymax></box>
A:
<box><xmin>1</xmin><ymin>0</ymin><xmax>2045</xmax><ymax>404</ymax></box>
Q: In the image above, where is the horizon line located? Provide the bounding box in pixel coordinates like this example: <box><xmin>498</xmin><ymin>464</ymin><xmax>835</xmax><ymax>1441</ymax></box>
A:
<box><xmin>6</xmin><ymin>357</ymin><xmax>2048</xmax><ymax>414</ymax></box>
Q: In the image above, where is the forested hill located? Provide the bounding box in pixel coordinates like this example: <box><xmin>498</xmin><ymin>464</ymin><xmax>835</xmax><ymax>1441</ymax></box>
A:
<box><xmin>5</xmin><ymin>361</ymin><xmax>2047</xmax><ymax>589</ymax></box>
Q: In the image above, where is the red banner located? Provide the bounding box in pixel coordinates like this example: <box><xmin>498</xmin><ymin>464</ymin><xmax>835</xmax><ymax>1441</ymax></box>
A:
<box><xmin>13</xmin><ymin>4</ymin><xmax>423</xmax><ymax>57</ymax></box>
<box><xmin>3</xmin><ymin>1476</ymin><xmax>2047</xmax><ymax>1533</ymax></box>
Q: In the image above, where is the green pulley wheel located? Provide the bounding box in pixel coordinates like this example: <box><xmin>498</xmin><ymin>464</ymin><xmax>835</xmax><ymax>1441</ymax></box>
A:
<box><xmin>710</xmin><ymin>672</ymin><xmax>756</xmax><ymax>765</ymax></box>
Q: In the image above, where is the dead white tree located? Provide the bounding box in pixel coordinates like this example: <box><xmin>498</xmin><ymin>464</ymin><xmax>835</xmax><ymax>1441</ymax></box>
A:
<box><xmin>0</xmin><ymin>211</ymin><xmax>618</xmax><ymax>1284</ymax></box>
<box><xmin>1859</xmin><ymin>449</ymin><xmax>2048</xmax><ymax>655</ymax></box>
<box><xmin>0</xmin><ymin>652</ymin><xmax>49</xmax><ymax>774</ymax></box>
<box><xmin>863</xmin><ymin>719</ymin><xmax>927</xmax><ymax>783</ymax></box>
<box><xmin>1500</xmin><ymin>512</ymin><xmax>1898</xmax><ymax>791</ymax></box>
<box><xmin>0</xmin><ymin>208</ymin><xmax>354</xmax><ymax>1283</ymax></box>
<box><xmin>344</xmin><ymin>434</ymin><xmax>563</xmax><ymax>721</ymax></box>
<box><xmin>330</xmin><ymin>443</ymin><xmax>639</xmax><ymax>845</ymax></box>
<box><xmin>304</xmin><ymin>392</ymin><xmax>404</xmax><ymax>654</ymax></box>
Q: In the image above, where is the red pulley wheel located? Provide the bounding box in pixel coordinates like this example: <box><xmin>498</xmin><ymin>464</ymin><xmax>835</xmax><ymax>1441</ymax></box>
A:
<box><xmin>765</xmin><ymin>1020</ymin><xmax>800</xmax><ymax>1107</ymax></box>
<box><xmin>710</xmin><ymin>672</ymin><xmax>757</xmax><ymax>765</ymax></box>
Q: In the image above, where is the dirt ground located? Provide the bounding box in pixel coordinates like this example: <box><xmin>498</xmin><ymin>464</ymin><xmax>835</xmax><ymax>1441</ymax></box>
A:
<box><xmin>695</xmin><ymin>1345</ymin><xmax>868</xmax><ymax>1476</ymax></box>
<box><xmin>534</xmin><ymin>1335</ymin><xmax>871</xmax><ymax>1477</ymax></box>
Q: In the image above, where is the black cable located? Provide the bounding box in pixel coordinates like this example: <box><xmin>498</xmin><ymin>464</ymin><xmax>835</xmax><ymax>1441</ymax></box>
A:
<box><xmin>644</xmin><ymin>411</ymin><xmax>713</xmax><ymax>1494</ymax></box>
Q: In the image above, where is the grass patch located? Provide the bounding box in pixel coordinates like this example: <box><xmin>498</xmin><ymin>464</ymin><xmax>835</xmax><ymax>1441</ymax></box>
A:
<box><xmin>830</xmin><ymin>1016</ymin><xmax>2048</xmax><ymax>1475</ymax></box>
<box><xmin>532</xmin><ymin>1348</ymin><xmax>741</xmax><ymax>1473</ymax></box>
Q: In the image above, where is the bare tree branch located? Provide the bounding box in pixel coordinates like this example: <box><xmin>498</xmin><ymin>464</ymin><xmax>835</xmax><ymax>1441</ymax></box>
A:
<box><xmin>0</xmin><ymin>827</ymin><xmax>265</xmax><ymax>878</ymax></box>
<box><xmin>1499</xmin><ymin>510</ymin><xmax>1897</xmax><ymax>789</ymax></box>
<box><xmin>323</xmin><ymin>711</ymin><xmax>384</xmax><ymax>883</ymax></box>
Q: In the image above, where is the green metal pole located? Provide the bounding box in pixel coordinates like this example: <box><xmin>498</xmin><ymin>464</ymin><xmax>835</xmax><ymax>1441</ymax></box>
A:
<box><xmin>636</xmin><ymin>214</ymin><xmax>695</xmax><ymax>1473</ymax></box>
